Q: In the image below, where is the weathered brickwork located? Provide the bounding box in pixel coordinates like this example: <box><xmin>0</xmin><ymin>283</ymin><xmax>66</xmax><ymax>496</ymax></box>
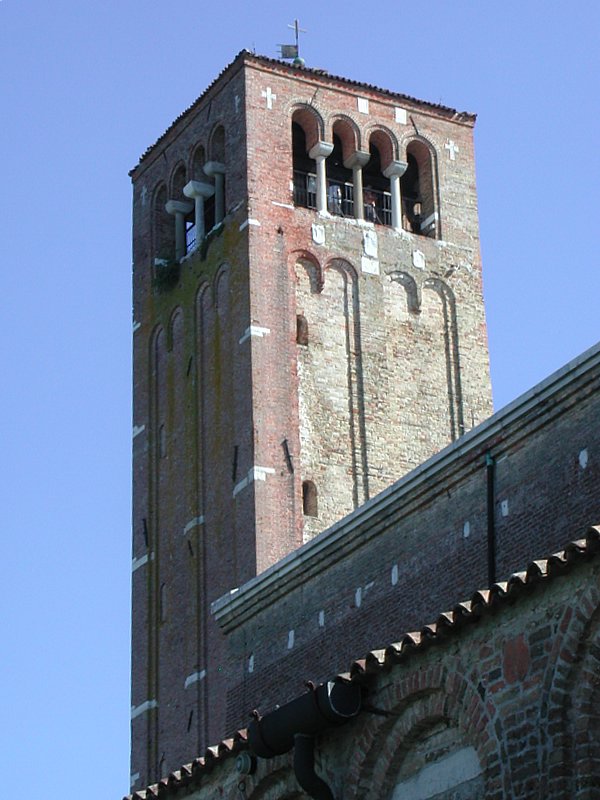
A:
<box><xmin>130</xmin><ymin>51</ymin><xmax>493</xmax><ymax>788</ymax></box>
<box><xmin>130</xmin><ymin>60</ymin><xmax>254</xmax><ymax>785</ymax></box>
<box><xmin>128</xmin><ymin>542</ymin><xmax>600</xmax><ymax>800</ymax></box>
<box><xmin>217</xmin><ymin>345</ymin><xmax>600</xmax><ymax>733</ymax></box>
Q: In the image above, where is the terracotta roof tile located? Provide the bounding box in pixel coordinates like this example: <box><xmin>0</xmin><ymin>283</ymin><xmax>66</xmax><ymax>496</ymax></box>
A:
<box><xmin>130</xmin><ymin>50</ymin><xmax>475</xmax><ymax>177</ymax></box>
<box><xmin>126</xmin><ymin>525</ymin><xmax>599</xmax><ymax>800</ymax></box>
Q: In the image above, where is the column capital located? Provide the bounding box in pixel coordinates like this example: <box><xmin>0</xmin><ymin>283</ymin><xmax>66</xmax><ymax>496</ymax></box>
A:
<box><xmin>383</xmin><ymin>160</ymin><xmax>409</xmax><ymax>179</ymax></box>
<box><xmin>183</xmin><ymin>180</ymin><xmax>215</xmax><ymax>199</ymax></box>
<box><xmin>204</xmin><ymin>161</ymin><xmax>226</xmax><ymax>176</ymax></box>
<box><xmin>344</xmin><ymin>150</ymin><xmax>370</xmax><ymax>170</ymax></box>
<box><xmin>309</xmin><ymin>141</ymin><xmax>334</xmax><ymax>160</ymax></box>
<box><xmin>165</xmin><ymin>199</ymin><xmax>194</xmax><ymax>215</ymax></box>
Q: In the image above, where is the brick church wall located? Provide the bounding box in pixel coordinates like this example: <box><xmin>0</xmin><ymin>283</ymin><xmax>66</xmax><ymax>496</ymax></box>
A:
<box><xmin>132</xmin><ymin>539</ymin><xmax>600</xmax><ymax>800</ymax></box>
<box><xmin>216</xmin><ymin>344</ymin><xmax>600</xmax><ymax>733</ymax></box>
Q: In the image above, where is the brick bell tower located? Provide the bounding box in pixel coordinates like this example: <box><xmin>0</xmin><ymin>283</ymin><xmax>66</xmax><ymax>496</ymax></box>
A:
<box><xmin>129</xmin><ymin>51</ymin><xmax>492</xmax><ymax>789</ymax></box>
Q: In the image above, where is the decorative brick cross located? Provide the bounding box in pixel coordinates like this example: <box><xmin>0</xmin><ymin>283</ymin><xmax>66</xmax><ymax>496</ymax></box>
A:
<box><xmin>445</xmin><ymin>139</ymin><xmax>459</xmax><ymax>160</ymax></box>
<box><xmin>261</xmin><ymin>87</ymin><xmax>277</xmax><ymax>109</ymax></box>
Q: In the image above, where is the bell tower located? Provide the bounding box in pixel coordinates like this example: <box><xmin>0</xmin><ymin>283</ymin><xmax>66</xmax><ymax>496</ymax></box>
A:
<box><xmin>129</xmin><ymin>50</ymin><xmax>492</xmax><ymax>790</ymax></box>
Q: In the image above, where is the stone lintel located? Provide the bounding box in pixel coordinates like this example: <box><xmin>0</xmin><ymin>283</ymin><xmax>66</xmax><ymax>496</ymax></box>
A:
<box><xmin>204</xmin><ymin>161</ymin><xmax>225</xmax><ymax>176</ymax></box>
<box><xmin>383</xmin><ymin>160</ymin><xmax>409</xmax><ymax>179</ymax></box>
<box><xmin>165</xmin><ymin>199</ymin><xmax>193</xmax><ymax>215</ymax></box>
<box><xmin>183</xmin><ymin>180</ymin><xmax>215</xmax><ymax>199</ymax></box>
<box><xmin>344</xmin><ymin>150</ymin><xmax>370</xmax><ymax>170</ymax></box>
<box><xmin>309</xmin><ymin>141</ymin><xmax>334</xmax><ymax>160</ymax></box>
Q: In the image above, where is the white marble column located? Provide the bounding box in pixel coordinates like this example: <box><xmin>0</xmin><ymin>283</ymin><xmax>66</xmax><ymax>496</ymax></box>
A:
<box><xmin>383</xmin><ymin>160</ymin><xmax>409</xmax><ymax>230</ymax></box>
<box><xmin>204</xmin><ymin>161</ymin><xmax>226</xmax><ymax>224</ymax></box>
<box><xmin>344</xmin><ymin>150</ymin><xmax>370</xmax><ymax>220</ymax></box>
<box><xmin>183</xmin><ymin>180</ymin><xmax>215</xmax><ymax>245</ymax></box>
<box><xmin>308</xmin><ymin>141</ymin><xmax>334</xmax><ymax>214</ymax></box>
<box><xmin>165</xmin><ymin>199</ymin><xmax>194</xmax><ymax>260</ymax></box>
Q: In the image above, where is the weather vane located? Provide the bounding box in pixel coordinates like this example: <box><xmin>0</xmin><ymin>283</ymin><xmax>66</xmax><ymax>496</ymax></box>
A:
<box><xmin>278</xmin><ymin>18</ymin><xmax>307</xmax><ymax>66</ymax></box>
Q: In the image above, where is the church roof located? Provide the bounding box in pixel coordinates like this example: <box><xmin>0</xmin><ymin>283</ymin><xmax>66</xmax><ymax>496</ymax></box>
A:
<box><xmin>130</xmin><ymin>50</ymin><xmax>476</xmax><ymax>178</ymax></box>
<box><xmin>126</xmin><ymin>524</ymin><xmax>600</xmax><ymax>800</ymax></box>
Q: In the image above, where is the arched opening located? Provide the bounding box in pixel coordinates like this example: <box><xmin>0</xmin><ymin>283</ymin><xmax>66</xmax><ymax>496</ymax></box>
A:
<box><xmin>292</xmin><ymin>121</ymin><xmax>317</xmax><ymax>209</ymax></box>
<box><xmin>326</xmin><ymin>134</ymin><xmax>354</xmax><ymax>216</ymax></box>
<box><xmin>362</xmin><ymin>144</ymin><xmax>391</xmax><ymax>225</ymax></box>
<box><xmin>296</xmin><ymin>314</ymin><xmax>309</xmax><ymax>345</ymax></box>
<box><xmin>302</xmin><ymin>480</ymin><xmax>318</xmax><ymax>517</ymax></box>
<box><xmin>193</xmin><ymin>143</ymin><xmax>214</xmax><ymax>234</ymax></box>
<box><xmin>191</xmin><ymin>145</ymin><xmax>206</xmax><ymax>180</ymax></box>
<box><xmin>171</xmin><ymin>164</ymin><xmax>187</xmax><ymax>198</ymax></box>
<box><xmin>153</xmin><ymin>183</ymin><xmax>173</xmax><ymax>260</ymax></box>
<box><xmin>170</xmin><ymin>164</ymin><xmax>195</xmax><ymax>254</ymax></box>
<box><xmin>401</xmin><ymin>140</ymin><xmax>437</xmax><ymax>238</ymax></box>
<box><xmin>209</xmin><ymin>125</ymin><xmax>225</xmax><ymax>163</ymax></box>
<box><xmin>206</xmin><ymin>125</ymin><xmax>225</xmax><ymax>225</ymax></box>
<box><xmin>291</xmin><ymin>107</ymin><xmax>322</xmax><ymax>210</ymax></box>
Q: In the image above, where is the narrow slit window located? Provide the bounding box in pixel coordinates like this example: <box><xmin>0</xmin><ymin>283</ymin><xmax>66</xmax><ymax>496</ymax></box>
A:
<box><xmin>296</xmin><ymin>314</ymin><xmax>309</xmax><ymax>345</ymax></box>
<box><xmin>302</xmin><ymin>480</ymin><xmax>318</xmax><ymax>517</ymax></box>
<box><xmin>159</xmin><ymin>583</ymin><xmax>168</xmax><ymax>622</ymax></box>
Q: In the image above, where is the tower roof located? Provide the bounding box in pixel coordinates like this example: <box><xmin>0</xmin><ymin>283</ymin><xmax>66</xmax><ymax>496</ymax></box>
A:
<box><xmin>129</xmin><ymin>50</ymin><xmax>476</xmax><ymax>178</ymax></box>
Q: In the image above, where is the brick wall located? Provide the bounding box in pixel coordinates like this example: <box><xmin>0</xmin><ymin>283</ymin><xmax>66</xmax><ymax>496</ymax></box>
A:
<box><xmin>133</xmin><ymin>543</ymin><xmax>600</xmax><ymax>799</ymax></box>
<box><xmin>216</xmin><ymin>344</ymin><xmax>600</xmax><ymax>734</ymax></box>
<box><xmin>130</xmin><ymin>60</ymin><xmax>254</xmax><ymax>785</ymax></box>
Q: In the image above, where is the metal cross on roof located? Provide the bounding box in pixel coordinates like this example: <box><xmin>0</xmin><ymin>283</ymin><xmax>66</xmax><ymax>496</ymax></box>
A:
<box><xmin>278</xmin><ymin>18</ymin><xmax>307</xmax><ymax>62</ymax></box>
<box><xmin>288</xmin><ymin>18</ymin><xmax>306</xmax><ymax>50</ymax></box>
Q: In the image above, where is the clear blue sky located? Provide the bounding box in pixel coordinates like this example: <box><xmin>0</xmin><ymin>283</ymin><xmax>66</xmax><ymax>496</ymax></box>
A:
<box><xmin>1</xmin><ymin>2</ymin><xmax>598</xmax><ymax>798</ymax></box>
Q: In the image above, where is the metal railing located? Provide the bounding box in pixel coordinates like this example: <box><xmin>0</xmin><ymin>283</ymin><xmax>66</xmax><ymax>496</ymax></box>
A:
<box><xmin>293</xmin><ymin>171</ymin><xmax>317</xmax><ymax>209</ymax></box>
<box><xmin>363</xmin><ymin>187</ymin><xmax>392</xmax><ymax>227</ymax></box>
<box><xmin>326</xmin><ymin>180</ymin><xmax>354</xmax><ymax>217</ymax></box>
<box><xmin>293</xmin><ymin>170</ymin><xmax>391</xmax><ymax>226</ymax></box>
<box><xmin>186</xmin><ymin>222</ymin><xmax>197</xmax><ymax>253</ymax></box>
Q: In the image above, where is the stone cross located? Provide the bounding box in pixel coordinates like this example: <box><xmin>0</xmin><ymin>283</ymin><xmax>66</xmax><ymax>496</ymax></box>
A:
<box><xmin>445</xmin><ymin>139</ymin><xmax>459</xmax><ymax>160</ymax></box>
<box><xmin>261</xmin><ymin>87</ymin><xmax>277</xmax><ymax>110</ymax></box>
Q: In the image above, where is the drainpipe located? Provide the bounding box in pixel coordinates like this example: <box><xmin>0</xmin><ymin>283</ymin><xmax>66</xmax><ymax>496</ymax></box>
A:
<box><xmin>486</xmin><ymin>452</ymin><xmax>496</xmax><ymax>585</ymax></box>
<box><xmin>294</xmin><ymin>734</ymin><xmax>334</xmax><ymax>800</ymax></box>
<box><xmin>247</xmin><ymin>680</ymin><xmax>362</xmax><ymax>799</ymax></box>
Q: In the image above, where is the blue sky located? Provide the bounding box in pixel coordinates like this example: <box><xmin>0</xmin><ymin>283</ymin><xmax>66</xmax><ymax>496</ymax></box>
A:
<box><xmin>1</xmin><ymin>2</ymin><xmax>598</xmax><ymax>798</ymax></box>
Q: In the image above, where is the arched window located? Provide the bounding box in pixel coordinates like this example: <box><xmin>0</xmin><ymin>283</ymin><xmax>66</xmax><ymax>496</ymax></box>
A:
<box><xmin>401</xmin><ymin>140</ymin><xmax>438</xmax><ymax>238</ymax></box>
<box><xmin>296</xmin><ymin>314</ymin><xmax>309</xmax><ymax>345</ymax></box>
<box><xmin>205</xmin><ymin>125</ymin><xmax>226</xmax><ymax>225</ymax></box>
<box><xmin>361</xmin><ymin>130</ymin><xmax>394</xmax><ymax>226</ymax></box>
<box><xmin>191</xmin><ymin>145</ymin><xmax>206</xmax><ymax>180</ymax></box>
<box><xmin>326</xmin><ymin>134</ymin><xmax>353</xmax><ymax>216</ymax></box>
<box><xmin>171</xmin><ymin>164</ymin><xmax>187</xmax><ymax>198</ymax></box>
<box><xmin>209</xmin><ymin>125</ymin><xmax>225</xmax><ymax>164</ymax></box>
<box><xmin>169</xmin><ymin>164</ymin><xmax>195</xmax><ymax>255</ymax></box>
<box><xmin>302</xmin><ymin>480</ymin><xmax>318</xmax><ymax>517</ymax></box>
<box><xmin>291</xmin><ymin>107</ymin><xmax>322</xmax><ymax>210</ymax></box>
<box><xmin>362</xmin><ymin>144</ymin><xmax>391</xmax><ymax>225</ymax></box>
<box><xmin>292</xmin><ymin>121</ymin><xmax>317</xmax><ymax>209</ymax></box>
<box><xmin>188</xmin><ymin>144</ymin><xmax>214</xmax><ymax>236</ymax></box>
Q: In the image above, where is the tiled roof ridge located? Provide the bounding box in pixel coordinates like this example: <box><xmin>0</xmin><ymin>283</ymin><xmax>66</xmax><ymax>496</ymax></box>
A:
<box><xmin>243</xmin><ymin>51</ymin><xmax>475</xmax><ymax>119</ymax></box>
<box><xmin>130</xmin><ymin>50</ymin><xmax>475</xmax><ymax>177</ymax></box>
<box><xmin>126</xmin><ymin>525</ymin><xmax>600</xmax><ymax>800</ymax></box>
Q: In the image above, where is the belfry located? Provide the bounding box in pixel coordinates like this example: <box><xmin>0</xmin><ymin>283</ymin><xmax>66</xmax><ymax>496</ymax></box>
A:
<box><xmin>129</xmin><ymin>50</ymin><xmax>492</xmax><ymax>788</ymax></box>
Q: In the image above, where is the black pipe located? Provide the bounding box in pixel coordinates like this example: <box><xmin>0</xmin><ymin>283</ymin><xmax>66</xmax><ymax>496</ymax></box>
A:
<box><xmin>294</xmin><ymin>734</ymin><xmax>334</xmax><ymax>800</ymax></box>
<box><xmin>486</xmin><ymin>452</ymin><xmax>496</xmax><ymax>585</ymax></box>
<box><xmin>247</xmin><ymin>680</ymin><xmax>361</xmax><ymax>800</ymax></box>
<box><xmin>248</xmin><ymin>680</ymin><xmax>361</xmax><ymax>758</ymax></box>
